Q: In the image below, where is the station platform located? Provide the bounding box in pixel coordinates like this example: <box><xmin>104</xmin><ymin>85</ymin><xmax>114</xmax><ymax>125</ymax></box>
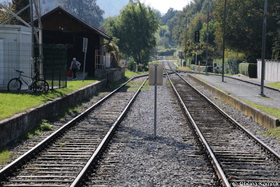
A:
<box><xmin>185</xmin><ymin>73</ymin><xmax>280</xmax><ymax>129</ymax></box>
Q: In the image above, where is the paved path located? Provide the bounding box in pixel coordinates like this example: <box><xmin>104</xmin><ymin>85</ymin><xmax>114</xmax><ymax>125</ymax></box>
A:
<box><xmin>192</xmin><ymin>74</ymin><xmax>280</xmax><ymax>110</ymax></box>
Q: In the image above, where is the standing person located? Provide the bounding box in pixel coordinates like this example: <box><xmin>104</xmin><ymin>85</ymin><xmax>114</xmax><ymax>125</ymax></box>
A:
<box><xmin>69</xmin><ymin>58</ymin><xmax>81</xmax><ymax>80</ymax></box>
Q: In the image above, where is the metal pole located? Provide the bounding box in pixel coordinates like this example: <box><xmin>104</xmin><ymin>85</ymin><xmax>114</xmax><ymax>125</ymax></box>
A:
<box><xmin>222</xmin><ymin>0</ymin><xmax>227</xmax><ymax>82</ymax></box>
<box><xmin>154</xmin><ymin>64</ymin><xmax>158</xmax><ymax>138</ymax></box>
<box><xmin>82</xmin><ymin>38</ymin><xmax>88</xmax><ymax>82</ymax></box>
<box><xmin>30</xmin><ymin>0</ymin><xmax>35</xmax><ymax>71</ymax></box>
<box><xmin>205</xmin><ymin>0</ymin><xmax>209</xmax><ymax>75</ymax></box>
<box><xmin>195</xmin><ymin>45</ymin><xmax>198</xmax><ymax>73</ymax></box>
<box><xmin>260</xmin><ymin>0</ymin><xmax>267</xmax><ymax>97</ymax></box>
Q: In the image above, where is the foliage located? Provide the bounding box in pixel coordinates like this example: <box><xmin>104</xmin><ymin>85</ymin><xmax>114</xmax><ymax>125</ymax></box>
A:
<box><xmin>156</xmin><ymin>25</ymin><xmax>175</xmax><ymax>50</ymax></box>
<box><xmin>0</xmin><ymin>1</ymin><xmax>18</xmax><ymax>24</ymax></box>
<box><xmin>163</xmin><ymin>0</ymin><xmax>280</xmax><ymax>65</ymax></box>
<box><xmin>11</xmin><ymin>0</ymin><xmax>29</xmax><ymax>24</ymax></box>
<box><xmin>124</xmin><ymin>57</ymin><xmax>137</xmax><ymax>72</ymax></box>
<box><xmin>104</xmin><ymin>38</ymin><xmax>120</xmax><ymax>68</ymax></box>
<box><xmin>270</xmin><ymin>8</ymin><xmax>280</xmax><ymax>60</ymax></box>
<box><xmin>59</xmin><ymin>0</ymin><xmax>104</xmax><ymax>28</ymax></box>
<box><xmin>214</xmin><ymin>0</ymin><xmax>280</xmax><ymax>62</ymax></box>
<box><xmin>105</xmin><ymin>1</ymin><xmax>160</xmax><ymax>67</ymax></box>
<box><xmin>0</xmin><ymin>149</ymin><xmax>10</xmax><ymax>164</ymax></box>
<box><xmin>161</xmin><ymin>8</ymin><xmax>179</xmax><ymax>25</ymax></box>
<box><xmin>239</xmin><ymin>63</ymin><xmax>257</xmax><ymax>78</ymax></box>
<box><xmin>167</xmin><ymin>0</ymin><xmax>218</xmax><ymax>62</ymax></box>
<box><xmin>20</xmin><ymin>120</ymin><xmax>53</xmax><ymax>141</ymax></box>
<box><xmin>157</xmin><ymin>48</ymin><xmax>176</xmax><ymax>56</ymax></box>
<box><xmin>39</xmin><ymin>119</ymin><xmax>54</xmax><ymax>131</ymax></box>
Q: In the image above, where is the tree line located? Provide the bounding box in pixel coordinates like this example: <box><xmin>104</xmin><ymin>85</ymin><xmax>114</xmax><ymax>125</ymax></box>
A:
<box><xmin>2</xmin><ymin>0</ymin><xmax>280</xmax><ymax>67</ymax></box>
<box><xmin>166</xmin><ymin>0</ymin><xmax>280</xmax><ymax>63</ymax></box>
<box><xmin>0</xmin><ymin>0</ymin><xmax>104</xmax><ymax>28</ymax></box>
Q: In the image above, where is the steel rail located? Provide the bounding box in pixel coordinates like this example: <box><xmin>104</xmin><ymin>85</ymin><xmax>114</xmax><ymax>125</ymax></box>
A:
<box><xmin>71</xmin><ymin>77</ymin><xmax>148</xmax><ymax>186</ymax></box>
<box><xmin>166</xmin><ymin>61</ymin><xmax>280</xmax><ymax>185</ymax></box>
<box><xmin>0</xmin><ymin>76</ymin><xmax>140</xmax><ymax>182</ymax></box>
<box><xmin>174</xmin><ymin>70</ymin><xmax>280</xmax><ymax>162</ymax></box>
<box><xmin>164</xmin><ymin>65</ymin><xmax>230</xmax><ymax>187</ymax></box>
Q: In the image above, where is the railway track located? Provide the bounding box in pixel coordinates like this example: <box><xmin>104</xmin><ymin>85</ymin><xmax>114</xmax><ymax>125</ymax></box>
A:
<box><xmin>165</xmin><ymin>63</ymin><xmax>280</xmax><ymax>187</ymax></box>
<box><xmin>0</xmin><ymin>76</ymin><xmax>148</xmax><ymax>187</ymax></box>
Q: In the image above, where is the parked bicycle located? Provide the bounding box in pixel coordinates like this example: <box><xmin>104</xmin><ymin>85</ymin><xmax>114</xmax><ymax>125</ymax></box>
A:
<box><xmin>7</xmin><ymin>69</ymin><xmax>49</xmax><ymax>93</ymax></box>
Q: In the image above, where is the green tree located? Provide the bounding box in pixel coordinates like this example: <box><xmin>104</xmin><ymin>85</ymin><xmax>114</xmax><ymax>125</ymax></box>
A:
<box><xmin>214</xmin><ymin>0</ymin><xmax>280</xmax><ymax>62</ymax></box>
<box><xmin>59</xmin><ymin>0</ymin><xmax>104</xmax><ymax>28</ymax></box>
<box><xmin>0</xmin><ymin>2</ymin><xmax>16</xmax><ymax>24</ymax></box>
<box><xmin>161</xmin><ymin>8</ymin><xmax>178</xmax><ymax>25</ymax></box>
<box><xmin>8</xmin><ymin>0</ymin><xmax>29</xmax><ymax>25</ymax></box>
<box><xmin>107</xmin><ymin>1</ymin><xmax>160</xmax><ymax>66</ymax></box>
<box><xmin>270</xmin><ymin>8</ymin><xmax>280</xmax><ymax>59</ymax></box>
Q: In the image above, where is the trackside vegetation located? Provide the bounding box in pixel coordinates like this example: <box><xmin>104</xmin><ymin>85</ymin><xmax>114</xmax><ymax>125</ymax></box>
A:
<box><xmin>0</xmin><ymin>79</ymin><xmax>98</xmax><ymax>120</ymax></box>
<box><xmin>0</xmin><ymin>70</ymin><xmax>145</xmax><ymax>120</ymax></box>
<box><xmin>0</xmin><ymin>119</ymin><xmax>53</xmax><ymax>164</ymax></box>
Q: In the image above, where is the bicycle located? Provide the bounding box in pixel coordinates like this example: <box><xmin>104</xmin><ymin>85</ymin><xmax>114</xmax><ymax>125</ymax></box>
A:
<box><xmin>7</xmin><ymin>69</ymin><xmax>49</xmax><ymax>93</ymax></box>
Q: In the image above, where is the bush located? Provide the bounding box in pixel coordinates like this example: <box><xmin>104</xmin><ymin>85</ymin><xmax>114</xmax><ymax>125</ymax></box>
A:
<box><xmin>213</xmin><ymin>59</ymin><xmax>242</xmax><ymax>75</ymax></box>
<box><xmin>239</xmin><ymin>63</ymin><xmax>257</xmax><ymax>78</ymax></box>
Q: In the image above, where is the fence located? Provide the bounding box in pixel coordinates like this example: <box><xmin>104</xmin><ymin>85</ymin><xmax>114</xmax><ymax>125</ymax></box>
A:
<box><xmin>35</xmin><ymin>44</ymin><xmax>67</xmax><ymax>89</ymax></box>
<box><xmin>0</xmin><ymin>42</ymin><xmax>67</xmax><ymax>90</ymax></box>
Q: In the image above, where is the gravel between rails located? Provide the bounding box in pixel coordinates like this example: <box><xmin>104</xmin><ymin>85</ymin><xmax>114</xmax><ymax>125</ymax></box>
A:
<box><xmin>92</xmin><ymin>74</ymin><xmax>280</xmax><ymax>186</ymax></box>
<box><xmin>93</xmin><ymin>77</ymin><xmax>216</xmax><ymax>186</ymax></box>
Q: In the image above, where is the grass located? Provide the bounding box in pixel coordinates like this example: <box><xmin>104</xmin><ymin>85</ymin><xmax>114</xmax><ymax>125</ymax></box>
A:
<box><xmin>122</xmin><ymin>81</ymin><xmax>149</xmax><ymax>92</ymax></box>
<box><xmin>0</xmin><ymin>70</ymin><xmax>149</xmax><ymax>120</ymax></box>
<box><xmin>240</xmin><ymin>99</ymin><xmax>280</xmax><ymax>119</ymax></box>
<box><xmin>0</xmin><ymin>149</ymin><xmax>11</xmax><ymax>164</ymax></box>
<box><xmin>125</xmin><ymin>69</ymin><xmax>148</xmax><ymax>78</ymax></box>
<box><xmin>20</xmin><ymin>119</ymin><xmax>54</xmax><ymax>140</ymax></box>
<box><xmin>263</xmin><ymin>127</ymin><xmax>280</xmax><ymax>141</ymax></box>
<box><xmin>0</xmin><ymin>79</ymin><xmax>98</xmax><ymax>120</ymax></box>
<box><xmin>178</xmin><ymin>66</ymin><xmax>192</xmax><ymax>71</ymax></box>
<box><xmin>266</xmin><ymin>82</ymin><xmax>280</xmax><ymax>89</ymax></box>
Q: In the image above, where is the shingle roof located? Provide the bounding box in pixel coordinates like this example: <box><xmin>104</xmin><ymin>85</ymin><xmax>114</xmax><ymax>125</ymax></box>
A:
<box><xmin>38</xmin><ymin>6</ymin><xmax>112</xmax><ymax>40</ymax></box>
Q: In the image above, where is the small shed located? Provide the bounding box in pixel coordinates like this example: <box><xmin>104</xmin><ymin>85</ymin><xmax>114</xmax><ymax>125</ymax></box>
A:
<box><xmin>35</xmin><ymin>6</ymin><xmax>112</xmax><ymax>77</ymax></box>
<box><xmin>0</xmin><ymin>25</ymin><xmax>32</xmax><ymax>90</ymax></box>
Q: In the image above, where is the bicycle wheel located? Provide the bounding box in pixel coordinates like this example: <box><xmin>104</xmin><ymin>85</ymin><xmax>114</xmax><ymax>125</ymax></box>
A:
<box><xmin>33</xmin><ymin>80</ymin><xmax>49</xmax><ymax>93</ymax></box>
<box><xmin>7</xmin><ymin>78</ymin><xmax>22</xmax><ymax>92</ymax></box>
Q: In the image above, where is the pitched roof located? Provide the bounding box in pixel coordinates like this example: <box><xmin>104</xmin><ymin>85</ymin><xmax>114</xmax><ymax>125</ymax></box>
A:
<box><xmin>38</xmin><ymin>6</ymin><xmax>112</xmax><ymax>40</ymax></box>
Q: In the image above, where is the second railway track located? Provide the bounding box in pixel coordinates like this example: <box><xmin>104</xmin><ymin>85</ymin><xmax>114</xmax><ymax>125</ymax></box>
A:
<box><xmin>0</xmin><ymin>76</ymin><xmax>147</xmax><ymax>187</ymax></box>
<box><xmin>166</xmin><ymin>62</ymin><xmax>280</xmax><ymax>187</ymax></box>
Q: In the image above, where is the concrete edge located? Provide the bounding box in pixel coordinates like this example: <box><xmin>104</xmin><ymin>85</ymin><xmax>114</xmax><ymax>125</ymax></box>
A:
<box><xmin>0</xmin><ymin>80</ymin><xmax>107</xmax><ymax>148</ymax></box>
<box><xmin>187</xmin><ymin>74</ymin><xmax>279</xmax><ymax>129</ymax></box>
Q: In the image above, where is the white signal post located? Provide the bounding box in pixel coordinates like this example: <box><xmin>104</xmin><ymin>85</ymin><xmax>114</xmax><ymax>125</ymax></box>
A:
<box><xmin>149</xmin><ymin>64</ymin><xmax>163</xmax><ymax>137</ymax></box>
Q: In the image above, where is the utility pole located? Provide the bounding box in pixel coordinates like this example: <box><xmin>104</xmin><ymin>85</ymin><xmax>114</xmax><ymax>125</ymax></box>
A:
<box><xmin>205</xmin><ymin>0</ymin><xmax>210</xmax><ymax>75</ymax></box>
<box><xmin>222</xmin><ymin>0</ymin><xmax>227</xmax><ymax>82</ymax></box>
<box><xmin>260</xmin><ymin>0</ymin><xmax>267</xmax><ymax>97</ymax></box>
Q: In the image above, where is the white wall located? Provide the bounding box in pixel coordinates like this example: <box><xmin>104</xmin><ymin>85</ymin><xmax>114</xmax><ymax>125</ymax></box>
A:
<box><xmin>257</xmin><ymin>59</ymin><xmax>280</xmax><ymax>82</ymax></box>
<box><xmin>0</xmin><ymin>25</ymin><xmax>32</xmax><ymax>90</ymax></box>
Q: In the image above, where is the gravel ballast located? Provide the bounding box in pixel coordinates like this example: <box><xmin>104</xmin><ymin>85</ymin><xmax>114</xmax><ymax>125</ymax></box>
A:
<box><xmin>1</xmin><ymin>73</ymin><xmax>280</xmax><ymax>186</ymax></box>
<box><xmin>102</xmin><ymin>77</ymin><xmax>216</xmax><ymax>186</ymax></box>
<box><xmin>95</xmin><ymin>74</ymin><xmax>280</xmax><ymax>186</ymax></box>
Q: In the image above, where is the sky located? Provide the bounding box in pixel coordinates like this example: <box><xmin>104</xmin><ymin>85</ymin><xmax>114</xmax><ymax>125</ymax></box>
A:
<box><xmin>0</xmin><ymin>0</ymin><xmax>193</xmax><ymax>15</ymax></box>
<box><xmin>140</xmin><ymin>0</ymin><xmax>192</xmax><ymax>14</ymax></box>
